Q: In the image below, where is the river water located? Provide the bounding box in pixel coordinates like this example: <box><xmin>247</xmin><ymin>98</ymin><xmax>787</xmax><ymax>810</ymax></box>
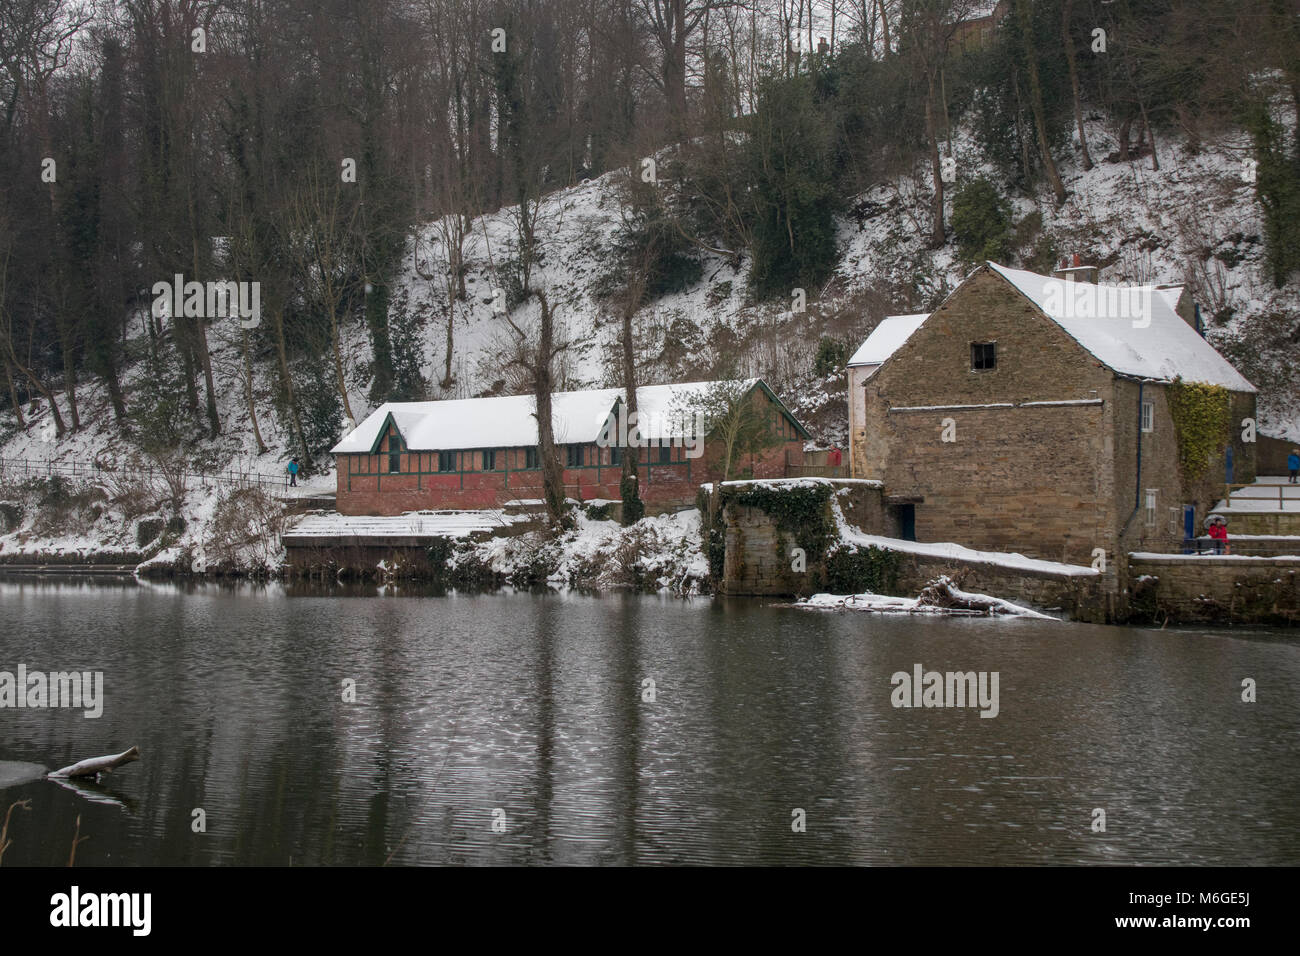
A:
<box><xmin>0</xmin><ymin>577</ymin><xmax>1297</xmax><ymax>865</ymax></box>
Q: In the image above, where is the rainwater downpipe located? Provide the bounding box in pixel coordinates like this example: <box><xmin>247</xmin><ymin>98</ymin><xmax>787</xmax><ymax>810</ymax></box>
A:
<box><xmin>1120</xmin><ymin>380</ymin><xmax>1145</xmax><ymax>540</ymax></box>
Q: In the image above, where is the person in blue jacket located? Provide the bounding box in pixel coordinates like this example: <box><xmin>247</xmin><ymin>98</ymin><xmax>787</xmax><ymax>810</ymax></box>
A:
<box><xmin>287</xmin><ymin>457</ymin><xmax>300</xmax><ymax>487</ymax></box>
<box><xmin>1289</xmin><ymin>449</ymin><xmax>1299</xmax><ymax>484</ymax></box>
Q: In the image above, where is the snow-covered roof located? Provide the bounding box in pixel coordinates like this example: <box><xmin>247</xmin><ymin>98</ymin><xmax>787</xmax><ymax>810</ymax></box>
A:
<box><xmin>332</xmin><ymin>379</ymin><xmax>798</xmax><ymax>454</ymax></box>
<box><xmin>847</xmin><ymin>313</ymin><xmax>930</xmax><ymax>367</ymax></box>
<box><xmin>986</xmin><ymin>263</ymin><xmax>1254</xmax><ymax>392</ymax></box>
<box><xmin>1135</xmin><ymin>283</ymin><xmax>1186</xmax><ymax>315</ymax></box>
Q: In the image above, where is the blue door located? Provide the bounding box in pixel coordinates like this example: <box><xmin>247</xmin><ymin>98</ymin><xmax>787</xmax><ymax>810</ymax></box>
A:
<box><xmin>1225</xmin><ymin>445</ymin><xmax>1234</xmax><ymax>485</ymax></box>
<box><xmin>1183</xmin><ymin>505</ymin><xmax>1195</xmax><ymax>553</ymax></box>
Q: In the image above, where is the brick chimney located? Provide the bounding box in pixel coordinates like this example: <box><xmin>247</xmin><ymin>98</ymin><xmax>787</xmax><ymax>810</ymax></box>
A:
<box><xmin>1052</xmin><ymin>253</ymin><xmax>1098</xmax><ymax>283</ymax></box>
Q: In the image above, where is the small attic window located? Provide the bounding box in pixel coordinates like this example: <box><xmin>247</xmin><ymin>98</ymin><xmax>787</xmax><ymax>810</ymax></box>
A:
<box><xmin>971</xmin><ymin>342</ymin><xmax>997</xmax><ymax>371</ymax></box>
<box><xmin>387</xmin><ymin>429</ymin><xmax>403</xmax><ymax>474</ymax></box>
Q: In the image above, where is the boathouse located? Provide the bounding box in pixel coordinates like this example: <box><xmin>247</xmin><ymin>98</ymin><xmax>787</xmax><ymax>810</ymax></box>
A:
<box><xmin>331</xmin><ymin>379</ymin><xmax>808</xmax><ymax>515</ymax></box>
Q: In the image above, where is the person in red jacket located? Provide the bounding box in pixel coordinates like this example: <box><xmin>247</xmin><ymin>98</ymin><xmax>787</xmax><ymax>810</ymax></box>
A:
<box><xmin>1207</xmin><ymin>516</ymin><xmax>1229</xmax><ymax>554</ymax></box>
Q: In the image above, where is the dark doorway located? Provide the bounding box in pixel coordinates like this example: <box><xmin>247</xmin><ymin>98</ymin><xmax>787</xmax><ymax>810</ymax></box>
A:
<box><xmin>898</xmin><ymin>504</ymin><xmax>916</xmax><ymax>541</ymax></box>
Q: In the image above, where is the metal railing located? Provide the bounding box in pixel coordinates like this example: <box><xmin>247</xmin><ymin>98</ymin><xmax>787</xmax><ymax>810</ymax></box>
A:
<box><xmin>1223</xmin><ymin>482</ymin><xmax>1300</xmax><ymax>508</ymax></box>
<box><xmin>1182</xmin><ymin>536</ymin><xmax>1300</xmax><ymax>556</ymax></box>
<box><xmin>0</xmin><ymin>456</ymin><xmax>299</xmax><ymax>493</ymax></box>
<box><xmin>786</xmin><ymin>463</ymin><xmax>849</xmax><ymax>478</ymax></box>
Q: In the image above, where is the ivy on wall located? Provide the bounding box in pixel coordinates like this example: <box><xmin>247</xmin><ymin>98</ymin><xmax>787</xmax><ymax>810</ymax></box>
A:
<box><xmin>1167</xmin><ymin>377</ymin><xmax>1231</xmax><ymax>481</ymax></box>
<box><xmin>698</xmin><ymin>482</ymin><xmax>839</xmax><ymax>582</ymax></box>
<box><xmin>823</xmin><ymin>545</ymin><xmax>902</xmax><ymax>595</ymax></box>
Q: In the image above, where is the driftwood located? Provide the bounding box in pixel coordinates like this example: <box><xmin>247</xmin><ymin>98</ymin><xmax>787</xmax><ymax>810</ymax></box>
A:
<box><xmin>917</xmin><ymin>577</ymin><xmax>1011</xmax><ymax>615</ymax></box>
<box><xmin>48</xmin><ymin>746</ymin><xmax>141</xmax><ymax>780</ymax></box>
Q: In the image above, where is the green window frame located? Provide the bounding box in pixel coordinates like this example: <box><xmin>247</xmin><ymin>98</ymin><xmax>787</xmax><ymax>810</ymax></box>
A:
<box><xmin>388</xmin><ymin>431</ymin><xmax>403</xmax><ymax>474</ymax></box>
<box><xmin>566</xmin><ymin>444</ymin><xmax>583</xmax><ymax>467</ymax></box>
<box><xmin>438</xmin><ymin>451</ymin><xmax>455</xmax><ymax>472</ymax></box>
<box><xmin>525</xmin><ymin>447</ymin><xmax>539</xmax><ymax>469</ymax></box>
<box><xmin>483</xmin><ymin>449</ymin><xmax>497</xmax><ymax>471</ymax></box>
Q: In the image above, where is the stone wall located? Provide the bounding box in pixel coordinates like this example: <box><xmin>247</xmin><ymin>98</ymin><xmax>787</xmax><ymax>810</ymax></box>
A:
<box><xmin>892</xmin><ymin>553</ymin><xmax>1110</xmax><ymax>623</ymax></box>
<box><xmin>1259</xmin><ymin>434</ymin><xmax>1297</xmax><ymax>476</ymax></box>
<box><xmin>1128</xmin><ymin>554</ymin><xmax>1300</xmax><ymax>625</ymax></box>
<box><xmin>717</xmin><ymin>476</ymin><xmax>1110</xmax><ymax>620</ymax></box>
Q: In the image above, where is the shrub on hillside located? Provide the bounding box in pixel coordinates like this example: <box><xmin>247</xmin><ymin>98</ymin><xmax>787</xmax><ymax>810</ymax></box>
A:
<box><xmin>952</xmin><ymin>179</ymin><xmax>1014</xmax><ymax>265</ymax></box>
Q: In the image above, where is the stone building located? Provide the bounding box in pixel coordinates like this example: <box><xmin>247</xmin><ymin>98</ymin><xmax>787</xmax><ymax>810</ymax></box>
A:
<box><xmin>332</xmin><ymin>379</ymin><xmax>807</xmax><ymax>515</ymax></box>
<box><xmin>850</xmin><ymin>262</ymin><xmax>1257</xmax><ymax>567</ymax></box>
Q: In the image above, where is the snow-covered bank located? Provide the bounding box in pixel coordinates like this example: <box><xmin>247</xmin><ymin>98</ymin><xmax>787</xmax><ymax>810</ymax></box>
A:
<box><xmin>450</xmin><ymin>508</ymin><xmax>708</xmax><ymax>594</ymax></box>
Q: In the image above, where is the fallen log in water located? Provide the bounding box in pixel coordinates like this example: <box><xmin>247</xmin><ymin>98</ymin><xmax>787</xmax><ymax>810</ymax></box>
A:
<box><xmin>917</xmin><ymin>577</ymin><xmax>1004</xmax><ymax>614</ymax></box>
<box><xmin>47</xmin><ymin>746</ymin><xmax>141</xmax><ymax>780</ymax></box>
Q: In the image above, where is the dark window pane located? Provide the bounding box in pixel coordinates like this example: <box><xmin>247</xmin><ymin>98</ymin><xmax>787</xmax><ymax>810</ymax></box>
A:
<box><xmin>526</xmin><ymin>447</ymin><xmax>539</xmax><ymax>469</ymax></box>
<box><xmin>659</xmin><ymin>445</ymin><xmax>672</xmax><ymax>464</ymax></box>
<box><xmin>971</xmin><ymin>342</ymin><xmax>996</xmax><ymax>370</ymax></box>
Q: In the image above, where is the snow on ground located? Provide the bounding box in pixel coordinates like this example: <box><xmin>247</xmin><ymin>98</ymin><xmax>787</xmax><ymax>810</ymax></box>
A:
<box><xmin>284</xmin><ymin>510</ymin><xmax>528</xmax><ymax>539</ymax></box>
<box><xmin>456</xmin><ymin>508</ymin><xmax>708</xmax><ymax>593</ymax></box>
<box><xmin>1131</xmin><ymin>551</ymin><xmax>1300</xmax><ymax>561</ymax></box>
<box><xmin>1213</xmin><ymin>476</ymin><xmax>1300</xmax><ymax>513</ymax></box>
<box><xmin>831</xmin><ymin>497</ymin><xmax>1099</xmax><ymax>577</ymax></box>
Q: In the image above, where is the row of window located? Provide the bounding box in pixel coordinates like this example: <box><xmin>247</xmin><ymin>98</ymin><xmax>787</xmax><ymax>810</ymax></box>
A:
<box><xmin>383</xmin><ymin>437</ymin><xmax>675</xmax><ymax>475</ymax></box>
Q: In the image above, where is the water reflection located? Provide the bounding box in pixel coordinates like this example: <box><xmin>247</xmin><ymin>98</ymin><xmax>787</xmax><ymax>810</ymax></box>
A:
<box><xmin>0</xmin><ymin>581</ymin><xmax>1297</xmax><ymax>865</ymax></box>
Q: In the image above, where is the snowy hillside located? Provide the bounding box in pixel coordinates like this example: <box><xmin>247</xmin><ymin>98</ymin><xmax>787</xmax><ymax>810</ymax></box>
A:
<box><xmin>1</xmin><ymin>114</ymin><xmax>1297</xmax><ymax>568</ymax></box>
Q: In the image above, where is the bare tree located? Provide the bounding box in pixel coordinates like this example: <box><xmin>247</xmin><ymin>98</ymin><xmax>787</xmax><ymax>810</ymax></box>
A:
<box><xmin>502</xmin><ymin>290</ymin><xmax>572</xmax><ymax>526</ymax></box>
<box><xmin>288</xmin><ymin>169</ymin><xmax>358</xmax><ymax>423</ymax></box>
<box><xmin>1061</xmin><ymin>0</ymin><xmax>1092</xmax><ymax>171</ymax></box>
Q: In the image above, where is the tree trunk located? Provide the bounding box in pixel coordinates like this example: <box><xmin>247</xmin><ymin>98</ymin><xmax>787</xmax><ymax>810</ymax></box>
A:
<box><xmin>1015</xmin><ymin>0</ymin><xmax>1067</xmax><ymax>203</ymax></box>
<box><xmin>103</xmin><ymin>361</ymin><xmax>128</xmax><ymax>421</ymax></box>
<box><xmin>10</xmin><ymin>354</ymin><xmax>65</xmax><ymax>437</ymax></box>
<box><xmin>1139</xmin><ymin>101</ymin><xmax>1158</xmax><ymax>171</ymax></box>
<box><xmin>271</xmin><ymin>307</ymin><xmax>309</xmax><ymax>464</ymax></box>
<box><xmin>190</xmin><ymin>235</ymin><xmax>221</xmax><ymax>437</ymax></box>
<box><xmin>533</xmin><ymin>292</ymin><xmax>568</xmax><ymax>525</ymax></box>
<box><xmin>241</xmin><ymin>327</ymin><xmax>268</xmax><ymax>455</ymax></box>
<box><xmin>3</xmin><ymin>359</ymin><xmax>25</xmax><ymax>428</ymax></box>
<box><xmin>926</xmin><ymin>76</ymin><xmax>945</xmax><ymax>247</ymax></box>
<box><xmin>619</xmin><ymin>289</ymin><xmax>642</xmax><ymax>526</ymax></box>
<box><xmin>442</xmin><ymin>294</ymin><xmax>455</xmax><ymax>389</ymax></box>
<box><xmin>1118</xmin><ymin>113</ymin><xmax>1133</xmax><ymax>162</ymax></box>
<box><xmin>61</xmin><ymin>345</ymin><xmax>80</xmax><ymax>431</ymax></box>
<box><xmin>331</xmin><ymin>310</ymin><xmax>353</xmax><ymax>422</ymax></box>
<box><xmin>1062</xmin><ymin>0</ymin><xmax>1093</xmax><ymax>171</ymax></box>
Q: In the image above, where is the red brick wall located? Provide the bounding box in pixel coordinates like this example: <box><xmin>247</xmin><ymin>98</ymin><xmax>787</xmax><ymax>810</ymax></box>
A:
<box><xmin>334</xmin><ymin>417</ymin><xmax>804</xmax><ymax>516</ymax></box>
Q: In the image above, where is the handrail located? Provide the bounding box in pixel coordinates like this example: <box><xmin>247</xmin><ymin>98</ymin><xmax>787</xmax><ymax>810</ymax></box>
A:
<box><xmin>0</xmin><ymin>456</ymin><xmax>295</xmax><ymax>491</ymax></box>
<box><xmin>1222</xmin><ymin>482</ymin><xmax>1300</xmax><ymax>508</ymax></box>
